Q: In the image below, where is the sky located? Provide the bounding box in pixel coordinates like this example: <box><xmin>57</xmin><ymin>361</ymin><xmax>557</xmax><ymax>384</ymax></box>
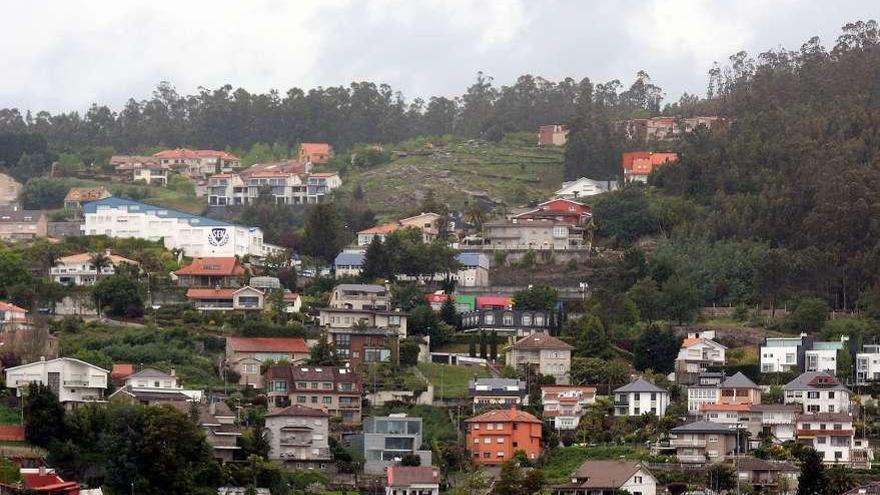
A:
<box><xmin>1</xmin><ymin>1</ymin><xmax>876</xmax><ymax>113</ymax></box>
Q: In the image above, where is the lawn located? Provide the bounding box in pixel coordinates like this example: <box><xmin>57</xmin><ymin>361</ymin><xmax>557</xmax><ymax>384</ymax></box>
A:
<box><xmin>541</xmin><ymin>446</ymin><xmax>656</xmax><ymax>483</ymax></box>
<box><xmin>416</xmin><ymin>362</ymin><xmax>491</xmax><ymax>400</ymax></box>
<box><xmin>0</xmin><ymin>404</ymin><xmax>20</xmax><ymax>425</ymax></box>
<box><xmin>369</xmin><ymin>404</ymin><xmax>459</xmax><ymax>445</ymax></box>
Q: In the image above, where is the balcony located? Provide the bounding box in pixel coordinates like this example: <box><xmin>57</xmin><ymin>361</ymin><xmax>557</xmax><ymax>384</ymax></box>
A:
<box><xmin>670</xmin><ymin>438</ymin><xmax>707</xmax><ymax>447</ymax></box>
<box><xmin>677</xmin><ymin>453</ymin><xmax>708</xmax><ymax>463</ymax></box>
<box><xmin>63</xmin><ymin>380</ymin><xmax>92</xmax><ymax>387</ymax></box>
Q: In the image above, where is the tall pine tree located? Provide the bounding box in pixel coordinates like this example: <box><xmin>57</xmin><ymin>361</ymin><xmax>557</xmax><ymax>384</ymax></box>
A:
<box><xmin>361</xmin><ymin>236</ymin><xmax>389</xmax><ymax>281</ymax></box>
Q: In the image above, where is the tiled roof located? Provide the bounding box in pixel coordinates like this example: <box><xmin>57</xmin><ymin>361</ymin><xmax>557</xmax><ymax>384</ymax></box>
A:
<box><xmin>475</xmin><ymin>296</ymin><xmax>512</xmax><ymax>308</ymax></box>
<box><xmin>127</xmin><ymin>368</ymin><xmax>175</xmax><ymax>380</ymax></box>
<box><xmin>614</xmin><ymin>378</ymin><xmax>666</xmax><ymax>394</ymax></box>
<box><xmin>64</xmin><ymin>186</ymin><xmax>110</xmax><ymax>202</ymax></box>
<box><xmin>387</xmin><ymin>465</ymin><xmax>440</xmax><ymax>487</ymax></box>
<box><xmin>671</xmin><ymin>420</ymin><xmax>741</xmax><ymax>434</ymax></box>
<box><xmin>700</xmin><ymin>403</ymin><xmax>752</xmax><ymax>412</ymax></box>
<box><xmin>175</xmin><ymin>257</ymin><xmax>245</xmax><ymax>276</ymax></box>
<box><xmin>265</xmin><ymin>404</ymin><xmax>329</xmax><ymax>418</ymax></box>
<box><xmin>187</xmin><ymin>288</ymin><xmax>236</xmax><ymax>299</ymax></box>
<box><xmin>465</xmin><ymin>408</ymin><xmax>541</xmax><ymax>424</ymax></box>
<box><xmin>111</xmin><ymin>363</ymin><xmax>135</xmax><ymax>381</ymax></box>
<box><xmin>510</xmin><ymin>333</ymin><xmax>573</xmax><ymax>350</ymax></box>
<box><xmin>228</xmin><ymin>337</ymin><xmax>308</xmax><ymax>354</ymax></box>
<box><xmin>720</xmin><ymin>372</ymin><xmax>759</xmax><ymax>389</ymax></box>
<box><xmin>797</xmin><ymin>412</ymin><xmax>853</xmax><ymax>422</ymax></box>
<box><xmin>154</xmin><ymin>148</ymin><xmax>239</xmax><ymax>160</ymax></box>
<box><xmin>749</xmin><ymin>404</ymin><xmax>801</xmax><ymax>412</ymax></box>
<box><xmin>562</xmin><ymin>460</ymin><xmax>648</xmax><ymax>489</ymax></box>
<box><xmin>300</xmin><ymin>143</ymin><xmax>332</xmax><ymax>155</ymax></box>
<box><xmin>336</xmin><ymin>284</ymin><xmax>386</xmax><ymax>293</ymax></box>
<box><xmin>784</xmin><ymin>371</ymin><xmax>850</xmax><ymax>392</ymax></box>
<box><xmin>0</xmin><ymin>301</ymin><xmax>27</xmax><ymax>313</ymax></box>
<box><xmin>357</xmin><ymin>222</ymin><xmax>400</xmax><ymax>235</ymax></box>
<box><xmin>264</xmin><ymin>366</ymin><xmax>361</xmax><ymax>386</ymax></box>
<box><xmin>0</xmin><ymin>207</ymin><xmax>44</xmax><ymax>223</ymax></box>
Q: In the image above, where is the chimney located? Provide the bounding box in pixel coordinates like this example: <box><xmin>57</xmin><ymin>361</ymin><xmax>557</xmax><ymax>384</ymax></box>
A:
<box><xmin>170</xmin><ymin>368</ymin><xmax>176</xmax><ymax>377</ymax></box>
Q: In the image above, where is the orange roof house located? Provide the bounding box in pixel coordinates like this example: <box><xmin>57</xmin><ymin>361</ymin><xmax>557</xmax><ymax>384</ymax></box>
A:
<box><xmin>298</xmin><ymin>143</ymin><xmax>334</xmax><ymax>164</ymax></box>
<box><xmin>225</xmin><ymin>337</ymin><xmax>310</xmax><ymax>388</ymax></box>
<box><xmin>63</xmin><ymin>187</ymin><xmax>111</xmax><ymax>209</ymax></box>
<box><xmin>622</xmin><ymin>151</ymin><xmax>678</xmax><ymax>182</ymax></box>
<box><xmin>465</xmin><ymin>408</ymin><xmax>542</xmax><ymax>465</ymax></box>
<box><xmin>175</xmin><ymin>257</ymin><xmax>246</xmax><ymax>288</ymax></box>
<box><xmin>111</xmin><ymin>364</ymin><xmax>135</xmax><ymax>383</ymax></box>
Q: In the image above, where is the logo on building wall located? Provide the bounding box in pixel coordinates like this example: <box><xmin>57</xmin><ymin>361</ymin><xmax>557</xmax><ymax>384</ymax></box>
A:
<box><xmin>208</xmin><ymin>228</ymin><xmax>229</xmax><ymax>246</ymax></box>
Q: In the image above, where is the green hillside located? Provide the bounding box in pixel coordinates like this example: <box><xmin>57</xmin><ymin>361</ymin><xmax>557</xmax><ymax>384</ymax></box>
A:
<box><xmin>340</xmin><ymin>136</ymin><xmax>565</xmax><ymax>219</ymax></box>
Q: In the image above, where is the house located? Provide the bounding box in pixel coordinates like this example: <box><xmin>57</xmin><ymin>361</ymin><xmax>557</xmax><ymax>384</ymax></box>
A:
<box><xmin>668</xmin><ymin>421</ymin><xmax>745</xmax><ymax>464</ymax></box>
<box><xmin>553</xmin><ymin>177</ymin><xmax>617</xmax><ymax>200</ymax></box>
<box><xmin>460</xmin><ymin>309</ymin><xmax>551</xmax><ymax>337</ymax></box>
<box><xmin>506</xmin><ymin>333</ymin><xmax>573</xmax><ymax>384</ymax></box>
<box><xmin>761</xmin><ymin>334</ymin><xmax>812</xmax><ymax>373</ymax></box>
<box><xmin>18</xmin><ymin>467</ymin><xmax>80</xmax><ymax>494</ymax></box>
<box><xmin>475</xmin><ymin>296</ymin><xmax>512</xmax><ymax>310</ymax></box>
<box><xmin>425</xmin><ymin>293</ymin><xmax>475</xmax><ymax>312</ymax></box>
<box><xmin>133</xmin><ymin>162</ymin><xmax>170</xmax><ymax>186</ymax></box>
<box><xmin>552</xmin><ymin>460</ymin><xmax>658</xmax><ymax>495</ymax></box>
<box><xmin>264</xmin><ymin>404</ymin><xmax>332</xmax><ymax>469</ymax></box>
<box><xmin>334</xmin><ymin>249</ymin><xmax>366</xmax><ymax>277</ymax></box>
<box><xmin>748</xmin><ymin>404</ymin><xmax>801</xmax><ymax>442</ymax></box>
<box><xmin>0</xmin><ymin>207</ymin><xmax>47</xmax><ymax>241</ymax></box>
<box><xmin>225</xmin><ymin>337</ymin><xmax>310</xmax><ymax>388</ymax></box>
<box><xmin>186</xmin><ymin>286</ymin><xmax>265</xmax><ymax>312</ymax></box>
<box><xmin>82</xmin><ymin>197</ymin><xmax>266</xmax><ymax>258</ymax></box>
<box><xmin>481</xmin><ymin>220</ymin><xmax>584</xmax><ymax>250</ymax></box>
<box><xmin>154</xmin><ymin>149</ymin><xmax>240</xmax><ymax>178</ymax></box>
<box><xmin>0</xmin><ymin>302</ymin><xmax>27</xmax><ymax>331</ymax></box>
<box><xmin>805</xmin><ymin>336</ymin><xmax>849</xmax><ymax>375</ymax></box>
<box><xmin>386</xmin><ymin>465</ymin><xmax>440</xmax><ymax>495</ymax></box>
<box><xmin>164</xmin><ymin>400</ymin><xmax>241</xmax><ymax>463</ymax></box>
<box><xmin>784</xmin><ymin>372</ymin><xmax>851</xmax><ymax>413</ymax></box>
<box><xmin>124</xmin><ymin>367</ymin><xmax>181</xmax><ymax>390</ymax></box>
<box><xmin>263</xmin><ymin>366</ymin><xmax>362</xmax><ymax>424</ymax></box>
<box><xmin>50</xmin><ymin>250</ymin><xmax>138</xmax><ymax>286</ymax></box>
<box><xmin>109</xmin><ymin>386</ymin><xmax>192</xmax><ymax>406</ymax></box>
<box><xmin>511</xmin><ymin>199</ymin><xmax>591</xmax><ymax>227</ymax></box>
<box><xmin>452</xmin><ymin>252</ymin><xmax>490</xmax><ymax>287</ymax></box>
<box><xmin>616</xmin><ymin>116</ymin><xmax>724</xmax><ymax>142</ymax></box>
<box><xmin>111</xmin><ymin>154</ymin><xmax>160</xmax><ymax>174</ymax></box>
<box><xmin>856</xmin><ymin>344</ymin><xmax>880</xmax><ymax>384</ymax></box>
<box><xmin>614</xmin><ymin>378</ymin><xmax>669</xmax><ymax>417</ymax></box>
<box><xmin>736</xmin><ymin>457</ymin><xmax>799</xmax><ymax>495</ymax></box>
<box><xmin>329</xmin><ymin>284</ymin><xmax>390</xmax><ymax>310</ymax></box>
<box><xmin>174</xmin><ymin>257</ymin><xmax>246</xmax><ymax>288</ymax></box>
<box><xmin>298</xmin><ymin>143</ymin><xmax>334</xmax><ymax>164</ymax></box>
<box><xmin>110</xmin><ymin>363</ymin><xmax>135</xmax><ymax>384</ymax></box>
<box><xmin>64</xmin><ymin>186</ymin><xmax>111</xmax><ymax>210</ymax></box>
<box><xmin>305</xmin><ymin>172</ymin><xmax>342</xmax><ymax>203</ymax></box>
<box><xmin>675</xmin><ymin>331</ymin><xmax>727</xmax><ymax>384</ymax></box>
<box><xmin>796</xmin><ymin>412</ymin><xmax>872</xmax><ymax>467</ymax></box>
<box><xmin>686</xmin><ymin>371</ymin><xmax>726</xmax><ymax>414</ymax></box>
<box><xmin>357</xmin><ymin>414</ymin><xmax>431</xmax><ymax>475</ymax></box>
<box><xmin>283</xmin><ymin>290</ymin><xmax>301</xmax><ymax>313</ymax></box>
<box><xmin>621</xmin><ymin>151</ymin><xmax>678</xmax><ymax>182</ymax></box>
<box><xmin>465</xmin><ymin>408</ymin><xmax>542</xmax><ymax>465</ymax></box>
<box><xmin>356</xmin><ymin>212</ymin><xmax>443</xmax><ymax>246</ymax></box>
<box><xmin>541</xmin><ymin>386</ymin><xmax>597</xmax><ymax>430</ymax></box>
<box><xmin>4</xmin><ymin>357</ymin><xmax>109</xmax><ymax>407</ymax></box>
<box><xmin>468</xmin><ymin>378</ymin><xmax>528</xmax><ymax>412</ymax></box>
<box><xmin>537</xmin><ymin>125</ymin><xmax>569</xmax><ymax>146</ymax></box>
<box><xmin>716</xmin><ymin>372</ymin><xmax>762</xmax><ymax>405</ymax></box>
<box><xmin>325</xmin><ymin>324</ymin><xmax>405</xmax><ymax>367</ymax></box>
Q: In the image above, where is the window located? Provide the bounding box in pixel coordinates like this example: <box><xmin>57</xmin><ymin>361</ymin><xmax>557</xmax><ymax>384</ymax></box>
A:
<box><xmin>634</xmin><ymin>476</ymin><xmax>643</xmax><ymax>484</ymax></box>
<box><xmin>271</xmin><ymin>381</ymin><xmax>287</xmax><ymax>393</ymax></box>
<box><xmin>502</xmin><ymin>312</ymin><xmax>513</xmax><ymax>326</ymax></box>
<box><xmin>522</xmin><ymin>314</ymin><xmax>532</xmax><ymax>326</ymax></box>
<box><xmin>834</xmin><ymin>424</ymin><xmax>842</xmax><ymax>430</ymax></box>
<box><xmin>484</xmin><ymin>438</ymin><xmax>491</xmax><ymax>444</ymax></box>
<box><xmin>322</xmin><ymin>396</ymin><xmax>332</xmax><ymax>404</ymax></box>
<box><xmin>807</xmin><ymin>405</ymin><xmax>820</xmax><ymax>413</ymax></box>
<box><xmin>829</xmin><ymin>392</ymin><xmax>835</xmax><ymax>399</ymax></box>
<box><xmin>310</xmin><ymin>396</ymin><xmax>318</xmax><ymax>403</ymax></box>
<box><xmin>802</xmin><ymin>423</ymin><xmax>811</xmax><ymax>430</ymax></box>
<box><xmin>807</xmin><ymin>391</ymin><xmax>820</xmax><ymax>399</ymax></box>
<box><xmin>487</xmin><ymin>424</ymin><xmax>494</xmax><ymax>430</ymax></box>
<box><xmin>496</xmin><ymin>451</ymin><xmax>504</xmax><ymax>458</ymax></box>
<box><xmin>497</xmin><ymin>437</ymin><xmax>504</xmax><ymax>443</ymax></box>
<box><xmin>483</xmin><ymin>452</ymin><xmax>490</xmax><ymax>458</ymax></box>
<box><xmin>650</xmin><ymin>393</ymin><xmax>657</xmax><ymax>400</ymax></box>
<box><xmin>484</xmin><ymin>313</ymin><xmax>495</xmax><ymax>325</ymax></box>
<box><xmin>296</xmin><ymin>396</ymin><xmax>306</xmax><ymax>403</ymax></box>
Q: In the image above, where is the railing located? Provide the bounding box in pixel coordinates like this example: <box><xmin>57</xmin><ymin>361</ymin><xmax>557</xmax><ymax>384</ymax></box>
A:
<box><xmin>670</xmin><ymin>438</ymin><xmax>707</xmax><ymax>447</ymax></box>
<box><xmin>63</xmin><ymin>380</ymin><xmax>91</xmax><ymax>387</ymax></box>
<box><xmin>676</xmin><ymin>454</ymin><xmax>708</xmax><ymax>463</ymax></box>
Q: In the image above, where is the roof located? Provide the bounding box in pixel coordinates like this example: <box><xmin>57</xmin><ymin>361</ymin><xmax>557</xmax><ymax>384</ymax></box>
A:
<box><xmin>614</xmin><ymin>378</ymin><xmax>666</xmax><ymax>394</ymax></box>
<box><xmin>0</xmin><ymin>207</ymin><xmax>44</xmax><ymax>223</ymax></box>
<box><xmin>264</xmin><ymin>365</ymin><xmax>361</xmax><ymax>386</ymax></box>
<box><xmin>456</xmin><ymin>252</ymin><xmax>489</xmax><ymax>269</ymax></box>
<box><xmin>465</xmin><ymin>408</ymin><xmax>542</xmax><ymax>424</ymax></box>
<box><xmin>300</xmin><ymin>143</ymin><xmax>332</xmax><ymax>155</ymax></box>
<box><xmin>0</xmin><ymin>301</ymin><xmax>27</xmax><ymax>313</ymax></box>
<box><xmin>358</xmin><ymin>222</ymin><xmax>400</xmax><ymax>235</ymax></box>
<box><xmin>5</xmin><ymin>357</ymin><xmax>109</xmax><ymax>374</ymax></box>
<box><xmin>64</xmin><ymin>186</ymin><xmax>110</xmax><ymax>202</ymax></box>
<box><xmin>720</xmin><ymin>372</ymin><xmax>759</xmax><ymax>389</ymax></box>
<box><xmin>475</xmin><ymin>296</ymin><xmax>512</xmax><ymax>307</ymax></box>
<box><xmin>228</xmin><ymin>337</ymin><xmax>308</xmax><ymax>354</ymax></box>
<box><xmin>335</xmin><ymin>284</ymin><xmax>386</xmax><ymax>293</ymax></box>
<box><xmin>265</xmin><ymin>404</ymin><xmax>329</xmax><ymax>418</ymax></box>
<box><xmin>749</xmin><ymin>404</ymin><xmax>801</xmax><ymax>412</ymax></box>
<box><xmin>21</xmin><ymin>470</ymin><xmax>78</xmax><ymax>491</ymax></box>
<box><xmin>118</xmin><ymin>388</ymin><xmax>191</xmax><ymax>402</ymax></box>
<box><xmin>387</xmin><ymin>465</ymin><xmax>440</xmax><ymax>487</ymax></box>
<box><xmin>564</xmin><ymin>460</ymin><xmax>649</xmax><ymax>489</ymax></box>
<box><xmin>510</xmin><ymin>333</ymin><xmax>573</xmax><ymax>350</ymax></box>
<box><xmin>736</xmin><ymin>457</ymin><xmax>797</xmax><ymax>473</ymax></box>
<box><xmin>127</xmin><ymin>368</ymin><xmax>175</xmax><ymax>380</ymax></box>
<box><xmin>470</xmin><ymin>378</ymin><xmax>526</xmax><ymax>390</ymax></box>
<box><xmin>0</xmin><ymin>425</ymin><xmax>25</xmax><ymax>442</ymax></box>
<box><xmin>82</xmin><ymin>197</ymin><xmax>241</xmax><ymax>228</ymax></box>
<box><xmin>283</xmin><ymin>290</ymin><xmax>299</xmax><ymax>302</ymax></box>
<box><xmin>671</xmin><ymin>421</ymin><xmax>742</xmax><ymax>434</ymax></box>
<box><xmin>241</xmin><ymin>159</ymin><xmax>308</xmax><ymax>178</ymax></box>
<box><xmin>334</xmin><ymin>250</ymin><xmax>366</xmax><ymax>266</ymax></box>
<box><xmin>784</xmin><ymin>371</ymin><xmax>850</xmax><ymax>392</ymax></box>
<box><xmin>175</xmin><ymin>257</ymin><xmax>245</xmax><ymax>276</ymax></box>
<box><xmin>187</xmin><ymin>288</ymin><xmax>235</xmax><ymax>299</ymax></box>
<box><xmin>682</xmin><ymin>337</ymin><xmax>727</xmax><ymax>350</ymax></box>
<box><xmin>111</xmin><ymin>363</ymin><xmax>135</xmax><ymax>381</ymax></box>
<box><xmin>701</xmin><ymin>403</ymin><xmax>752</xmax><ymax>412</ymax></box>
<box><xmin>56</xmin><ymin>252</ymin><xmax>138</xmax><ymax>266</ymax></box>
<box><xmin>797</xmin><ymin>412</ymin><xmax>853</xmax><ymax>423</ymax></box>
<box><xmin>154</xmin><ymin>148</ymin><xmax>239</xmax><ymax>161</ymax></box>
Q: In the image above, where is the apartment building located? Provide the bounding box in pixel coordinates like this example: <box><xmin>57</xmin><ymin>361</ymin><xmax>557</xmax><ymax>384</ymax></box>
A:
<box><xmin>154</xmin><ymin>149</ymin><xmax>240</xmax><ymax>178</ymax></box>
<box><xmin>465</xmin><ymin>409</ymin><xmax>542</xmax><ymax>465</ymax></box>
<box><xmin>469</xmin><ymin>378</ymin><xmax>528</xmax><ymax>412</ymax></box>
<box><xmin>613</xmin><ymin>378</ymin><xmax>669</xmax><ymax>417</ymax></box>
<box><xmin>784</xmin><ymin>372</ymin><xmax>851</xmax><ymax>413</ymax></box>
<box><xmin>5</xmin><ymin>357</ymin><xmax>109</xmax><ymax>407</ymax></box>
<box><xmin>358</xmin><ymin>414</ymin><xmax>431</xmax><ymax>475</ymax></box>
<box><xmin>306</xmin><ymin>173</ymin><xmax>342</xmax><ymax>203</ymax></box>
<box><xmin>264</xmin><ymin>405</ymin><xmax>332</xmax><ymax>469</ymax></box>
<box><xmin>481</xmin><ymin>220</ymin><xmax>583</xmax><ymax>250</ymax></box>
<box><xmin>264</xmin><ymin>366</ymin><xmax>362</xmax><ymax>424</ymax></box>
<box><xmin>541</xmin><ymin>386</ymin><xmax>597</xmax><ymax>430</ymax></box>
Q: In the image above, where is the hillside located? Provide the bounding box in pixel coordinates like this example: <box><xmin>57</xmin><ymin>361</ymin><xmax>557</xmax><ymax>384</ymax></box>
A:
<box><xmin>340</xmin><ymin>137</ymin><xmax>564</xmax><ymax>219</ymax></box>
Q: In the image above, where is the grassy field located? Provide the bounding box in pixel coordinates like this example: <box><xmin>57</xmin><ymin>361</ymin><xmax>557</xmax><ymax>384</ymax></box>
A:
<box><xmin>541</xmin><ymin>446</ymin><xmax>657</xmax><ymax>483</ymax></box>
<box><xmin>416</xmin><ymin>362</ymin><xmax>492</xmax><ymax>400</ymax></box>
<box><xmin>341</xmin><ymin>137</ymin><xmax>564</xmax><ymax>220</ymax></box>
<box><xmin>47</xmin><ymin>177</ymin><xmax>202</xmax><ymax>214</ymax></box>
<box><xmin>0</xmin><ymin>404</ymin><xmax>20</xmax><ymax>425</ymax></box>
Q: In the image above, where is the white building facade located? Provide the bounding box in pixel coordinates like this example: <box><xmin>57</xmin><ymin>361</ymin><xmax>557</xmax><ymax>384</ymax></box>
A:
<box><xmin>613</xmin><ymin>378</ymin><xmax>669</xmax><ymax>417</ymax></box>
<box><xmin>783</xmin><ymin>372</ymin><xmax>851</xmax><ymax>414</ymax></box>
<box><xmin>5</xmin><ymin>357</ymin><xmax>109</xmax><ymax>405</ymax></box>
<box><xmin>82</xmin><ymin>197</ymin><xmax>265</xmax><ymax>258</ymax></box>
<box><xmin>760</xmin><ymin>335</ymin><xmax>808</xmax><ymax>373</ymax></box>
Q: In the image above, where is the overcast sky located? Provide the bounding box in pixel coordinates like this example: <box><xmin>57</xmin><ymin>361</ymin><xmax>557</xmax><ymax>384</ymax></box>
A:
<box><xmin>2</xmin><ymin>1</ymin><xmax>876</xmax><ymax>113</ymax></box>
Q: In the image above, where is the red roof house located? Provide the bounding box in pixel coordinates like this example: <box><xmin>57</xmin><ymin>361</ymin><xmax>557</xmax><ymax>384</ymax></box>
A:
<box><xmin>622</xmin><ymin>151</ymin><xmax>678</xmax><ymax>182</ymax></box>
<box><xmin>175</xmin><ymin>257</ymin><xmax>246</xmax><ymax>288</ymax></box>
<box><xmin>111</xmin><ymin>363</ymin><xmax>135</xmax><ymax>383</ymax></box>
<box><xmin>476</xmin><ymin>296</ymin><xmax>512</xmax><ymax>310</ymax></box>
<box><xmin>298</xmin><ymin>143</ymin><xmax>334</xmax><ymax>164</ymax></box>
<box><xmin>20</xmin><ymin>468</ymin><xmax>79</xmax><ymax>494</ymax></box>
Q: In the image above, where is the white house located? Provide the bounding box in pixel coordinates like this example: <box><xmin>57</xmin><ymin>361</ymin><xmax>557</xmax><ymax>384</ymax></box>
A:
<box><xmin>784</xmin><ymin>371</ymin><xmax>851</xmax><ymax>414</ymax></box>
<box><xmin>0</xmin><ymin>301</ymin><xmax>27</xmax><ymax>330</ymax></box>
<box><xmin>82</xmin><ymin>197</ymin><xmax>266</xmax><ymax>258</ymax></box>
<box><xmin>805</xmin><ymin>337</ymin><xmax>848</xmax><ymax>375</ymax></box>
<box><xmin>553</xmin><ymin>177</ymin><xmax>617</xmax><ymax>200</ymax></box>
<box><xmin>856</xmin><ymin>344</ymin><xmax>880</xmax><ymax>385</ymax></box>
<box><xmin>686</xmin><ymin>371</ymin><xmax>726</xmax><ymax>414</ymax></box>
<box><xmin>264</xmin><ymin>404</ymin><xmax>331</xmax><ymax>468</ymax></box>
<box><xmin>676</xmin><ymin>331</ymin><xmax>727</xmax><ymax>382</ymax></box>
<box><xmin>386</xmin><ymin>466</ymin><xmax>440</xmax><ymax>495</ymax></box>
<box><xmin>553</xmin><ymin>460</ymin><xmax>657</xmax><ymax>495</ymax></box>
<box><xmin>761</xmin><ymin>334</ymin><xmax>809</xmax><ymax>373</ymax></box>
<box><xmin>795</xmin><ymin>412</ymin><xmax>872</xmax><ymax>467</ymax></box>
<box><xmin>334</xmin><ymin>249</ymin><xmax>366</xmax><ymax>277</ymax></box>
<box><xmin>50</xmin><ymin>250</ymin><xmax>139</xmax><ymax>286</ymax></box>
<box><xmin>541</xmin><ymin>386</ymin><xmax>597</xmax><ymax>430</ymax></box>
<box><xmin>613</xmin><ymin>378</ymin><xmax>669</xmax><ymax>417</ymax></box>
<box><xmin>4</xmin><ymin>357</ymin><xmax>109</xmax><ymax>406</ymax></box>
<box><xmin>186</xmin><ymin>286</ymin><xmax>265</xmax><ymax>311</ymax></box>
